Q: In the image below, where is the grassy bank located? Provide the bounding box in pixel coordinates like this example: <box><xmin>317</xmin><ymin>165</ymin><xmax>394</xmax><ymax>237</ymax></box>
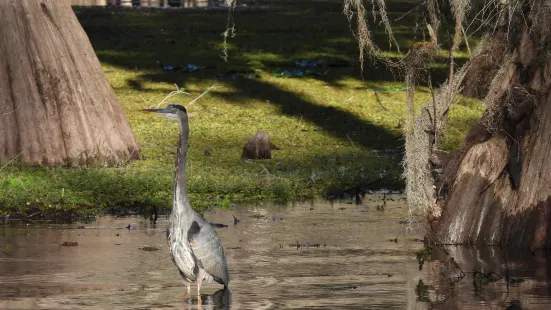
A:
<box><xmin>0</xmin><ymin>0</ymin><xmax>484</xmax><ymax>220</ymax></box>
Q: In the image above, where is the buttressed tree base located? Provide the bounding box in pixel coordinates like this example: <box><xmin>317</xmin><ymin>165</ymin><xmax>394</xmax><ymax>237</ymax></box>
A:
<box><xmin>0</xmin><ymin>0</ymin><xmax>140</xmax><ymax>166</ymax></box>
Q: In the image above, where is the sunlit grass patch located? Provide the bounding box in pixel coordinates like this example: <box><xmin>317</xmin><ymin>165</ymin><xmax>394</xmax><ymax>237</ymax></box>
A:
<box><xmin>0</xmin><ymin>1</ymin><xmax>485</xmax><ymax>219</ymax></box>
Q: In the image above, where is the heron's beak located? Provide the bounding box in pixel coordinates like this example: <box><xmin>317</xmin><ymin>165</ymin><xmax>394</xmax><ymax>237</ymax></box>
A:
<box><xmin>140</xmin><ymin>107</ymin><xmax>172</xmax><ymax>114</ymax></box>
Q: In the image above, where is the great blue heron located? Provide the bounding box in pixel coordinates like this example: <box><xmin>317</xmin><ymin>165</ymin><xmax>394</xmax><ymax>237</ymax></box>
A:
<box><xmin>141</xmin><ymin>104</ymin><xmax>230</xmax><ymax>294</ymax></box>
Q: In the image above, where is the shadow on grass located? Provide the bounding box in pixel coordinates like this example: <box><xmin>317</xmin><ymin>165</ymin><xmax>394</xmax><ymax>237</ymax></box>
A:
<box><xmin>216</xmin><ymin>76</ymin><xmax>402</xmax><ymax>149</ymax></box>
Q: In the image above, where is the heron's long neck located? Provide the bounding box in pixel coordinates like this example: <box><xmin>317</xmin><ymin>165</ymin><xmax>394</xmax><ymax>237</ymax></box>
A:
<box><xmin>173</xmin><ymin>115</ymin><xmax>193</xmax><ymax>216</ymax></box>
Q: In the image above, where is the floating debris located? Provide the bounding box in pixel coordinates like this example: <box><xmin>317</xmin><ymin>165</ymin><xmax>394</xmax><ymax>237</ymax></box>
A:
<box><xmin>289</xmin><ymin>241</ymin><xmax>323</xmax><ymax>248</ymax></box>
<box><xmin>321</xmin><ymin>285</ymin><xmax>359</xmax><ymax>291</ymax></box>
<box><xmin>139</xmin><ymin>246</ymin><xmax>159</xmax><ymax>252</ymax></box>
<box><xmin>76</xmin><ymin>225</ymin><xmax>110</xmax><ymax>229</ymax></box>
<box><xmin>209</xmin><ymin>222</ymin><xmax>229</xmax><ymax>228</ymax></box>
<box><xmin>232</xmin><ymin>215</ymin><xmax>240</xmax><ymax>225</ymax></box>
<box><xmin>250</xmin><ymin>214</ymin><xmax>283</xmax><ymax>221</ymax></box>
<box><xmin>61</xmin><ymin>241</ymin><xmax>79</xmax><ymax>247</ymax></box>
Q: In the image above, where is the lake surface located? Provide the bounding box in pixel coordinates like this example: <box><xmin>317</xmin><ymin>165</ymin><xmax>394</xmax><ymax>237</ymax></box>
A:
<box><xmin>1</xmin><ymin>196</ymin><xmax>551</xmax><ymax>309</ymax></box>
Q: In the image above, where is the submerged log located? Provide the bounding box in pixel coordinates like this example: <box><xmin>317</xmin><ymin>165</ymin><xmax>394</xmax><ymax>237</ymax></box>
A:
<box><xmin>241</xmin><ymin>131</ymin><xmax>279</xmax><ymax>160</ymax></box>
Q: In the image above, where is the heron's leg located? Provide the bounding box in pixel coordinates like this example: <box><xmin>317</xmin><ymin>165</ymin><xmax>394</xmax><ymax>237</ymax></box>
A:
<box><xmin>196</xmin><ymin>268</ymin><xmax>206</xmax><ymax>295</ymax></box>
<box><xmin>183</xmin><ymin>280</ymin><xmax>191</xmax><ymax>294</ymax></box>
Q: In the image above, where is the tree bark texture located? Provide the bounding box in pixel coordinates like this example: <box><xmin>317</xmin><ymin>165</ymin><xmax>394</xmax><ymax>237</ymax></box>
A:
<box><xmin>0</xmin><ymin>0</ymin><xmax>140</xmax><ymax>166</ymax></box>
<box><xmin>434</xmin><ymin>14</ymin><xmax>551</xmax><ymax>249</ymax></box>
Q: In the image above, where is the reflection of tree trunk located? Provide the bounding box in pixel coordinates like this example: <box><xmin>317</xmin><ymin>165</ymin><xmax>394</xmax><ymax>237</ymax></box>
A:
<box><xmin>0</xmin><ymin>0</ymin><xmax>140</xmax><ymax>166</ymax></box>
<box><xmin>434</xmin><ymin>2</ymin><xmax>551</xmax><ymax>248</ymax></box>
<box><xmin>428</xmin><ymin>246</ymin><xmax>547</xmax><ymax>307</ymax></box>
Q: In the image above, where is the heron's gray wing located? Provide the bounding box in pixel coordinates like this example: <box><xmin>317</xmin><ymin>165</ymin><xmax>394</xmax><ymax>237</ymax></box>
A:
<box><xmin>167</xmin><ymin>223</ymin><xmax>203</xmax><ymax>281</ymax></box>
<box><xmin>188</xmin><ymin>216</ymin><xmax>230</xmax><ymax>286</ymax></box>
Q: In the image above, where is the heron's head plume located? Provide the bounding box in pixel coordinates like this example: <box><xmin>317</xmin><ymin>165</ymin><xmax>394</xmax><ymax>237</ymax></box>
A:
<box><xmin>140</xmin><ymin>104</ymin><xmax>187</xmax><ymax>121</ymax></box>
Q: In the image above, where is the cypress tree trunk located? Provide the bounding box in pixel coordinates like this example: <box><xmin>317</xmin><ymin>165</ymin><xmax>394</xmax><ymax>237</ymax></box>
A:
<box><xmin>434</xmin><ymin>2</ymin><xmax>551</xmax><ymax>249</ymax></box>
<box><xmin>0</xmin><ymin>0</ymin><xmax>140</xmax><ymax>166</ymax></box>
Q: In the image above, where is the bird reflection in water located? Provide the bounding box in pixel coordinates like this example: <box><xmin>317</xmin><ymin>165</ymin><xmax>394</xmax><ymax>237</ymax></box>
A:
<box><xmin>182</xmin><ymin>288</ymin><xmax>231</xmax><ymax>310</ymax></box>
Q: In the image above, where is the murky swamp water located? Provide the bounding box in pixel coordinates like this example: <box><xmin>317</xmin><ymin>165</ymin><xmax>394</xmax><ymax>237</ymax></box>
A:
<box><xmin>1</xmin><ymin>196</ymin><xmax>551</xmax><ymax>309</ymax></box>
